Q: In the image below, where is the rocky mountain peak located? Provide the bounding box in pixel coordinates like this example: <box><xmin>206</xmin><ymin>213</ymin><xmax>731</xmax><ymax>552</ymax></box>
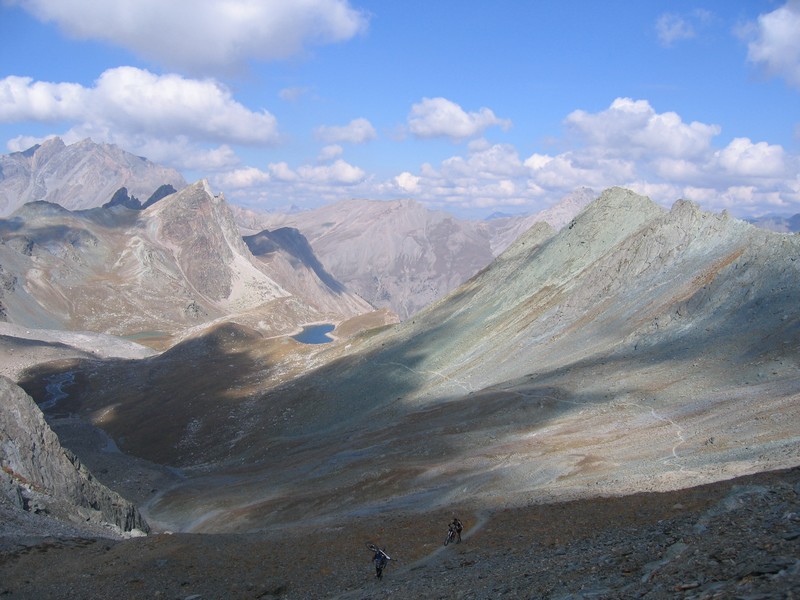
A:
<box><xmin>0</xmin><ymin>138</ymin><xmax>186</xmax><ymax>216</ymax></box>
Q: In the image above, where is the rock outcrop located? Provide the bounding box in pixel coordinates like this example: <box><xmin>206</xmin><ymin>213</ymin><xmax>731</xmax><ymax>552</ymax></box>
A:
<box><xmin>244</xmin><ymin>227</ymin><xmax>374</xmax><ymax>316</ymax></box>
<box><xmin>0</xmin><ymin>376</ymin><xmax>148</xmax><ymax>533</ymax></box>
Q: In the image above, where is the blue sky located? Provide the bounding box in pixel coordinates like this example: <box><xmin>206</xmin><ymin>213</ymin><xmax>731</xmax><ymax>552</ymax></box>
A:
<box><xmin>1</xmin><ymin>0</ymin><xmax>798</xmax><ymax>219</ymax></box>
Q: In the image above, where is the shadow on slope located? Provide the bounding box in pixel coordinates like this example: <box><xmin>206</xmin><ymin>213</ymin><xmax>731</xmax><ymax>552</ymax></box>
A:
<box><xmin>245</xmin><ymin>227</ymin><xmax>347</xmax><ymax>294</ymax></box>
<box><xmin>15</xmin><ymin>189</ymin><xmax>800</xmax><ymax>533</ymax></box>
<box><xmin>16</xmin><ymin>285</ymin><xmax>800</xmax><ymax>534</ymax></box>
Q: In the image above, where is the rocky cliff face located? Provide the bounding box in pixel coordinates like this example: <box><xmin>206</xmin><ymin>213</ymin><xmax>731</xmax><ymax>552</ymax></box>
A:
<box><xmin>0</xmin><ymin>138</ymin><xmax>187</xmax><ymax>217</ymax></box>
<box><xmin>0</xmin><ymin>376</ymin><xmax>148</xmax><ymax>533</ymax></box>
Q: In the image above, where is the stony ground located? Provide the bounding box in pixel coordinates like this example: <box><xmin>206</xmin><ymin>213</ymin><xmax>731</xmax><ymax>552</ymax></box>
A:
<box><xmin>1</xmin><ymin>466</ymin><xmax>798</xmax><ymax>599</ymax></box>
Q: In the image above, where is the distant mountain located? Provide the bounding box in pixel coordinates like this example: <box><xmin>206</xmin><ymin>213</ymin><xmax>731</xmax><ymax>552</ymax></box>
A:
<box><xmin>480</xmin><ymin>187</ymin><xmax>596</xmax><ymax>255</ymax></box>
<box><xmin>233</xmin><ymin>191</ymin><xmax>594</xmax><ymax>320</ymax></box>
<box><xmin>245</xmin><ymin>198</ymin><xmax>496</xmax><ymax>319</ymax></box>
<box><xmin>0</xmin><ymin>137</ymin><xmax>186</xmax><ymax>217</ymax></box>
<box><xmin>102</xmin><ymin>184</ymin><xmax>178</xmax><ymax>210</ymax></box>
<box><xmin>747</xmin><ymin>213</ymin><xmax>800</xmax><ymax>233</ymax></box>
<box><xmin>0</xmin><ymin>180</ymin><xmax>376</xmax><ymax>346</ymax></box>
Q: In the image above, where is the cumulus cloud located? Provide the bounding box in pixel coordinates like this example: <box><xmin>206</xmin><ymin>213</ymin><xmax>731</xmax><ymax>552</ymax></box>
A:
<box><xmin>0</xmin><ymin>76</ymin><xmax>85</xmax><ymax>121</ymax></box>
<box><xmin>379</xmin><ymin>97</ymin><xmax>799</xmax><ymax>217</ymax></box>
<box><xmin>716</xmin><ymin>137</ymin><xmax>786</xmax><ymax>177</ymax></box>
<box><xmin>268</xmin><ymin>159</ymin><xmax>364</xmax><ymax>185</ymax></box>
<box><xmin>0</xmin><ymin>67</ymin><xmax>279</xmax><ymax>169</ymax></box>
<box><xmin>315</xmin><ymin>118</ymin><xmax>377</xmax><ymax>144</ymax></box>
<box><xmin>565</xmin><ymin>98</ymin><xmax>720</xmax><ymax>159</ymax></box>
<box><xmin>743</xmin><ymin>0</ymin><xmax>800</xmax><ymax>89</ymax></box>
<box><xmin>395</xmin><ymin>172</ymin><xmax>420</xmax><ymax>194</ymax></box>
<box><xmin>214</xmin><ymin>166</ymin><xmax>271</xmax><ymax>189</ymax></box>
<box><xmin>524</xmin><ymin>152</ymin><xmax>636</xmax><ymax>191</ymax></box>
<box><xmin>8</xmin><ymin>0</ymin><xmax>369</xmax><ymax>75</ymax></box>
<box><xmin>440</xmin><ymin>143</ymin><xmax>527</xmax><ymax>179</ymax></box>
<box><xmin>214</xmin><ymin>97</ymin><xmax>798</xmax><ymax>218</ymax></box>
<box><xmin>407</xmin><ymin>97</ymin><xmax>511</xmax><ymax>142</ymax></box>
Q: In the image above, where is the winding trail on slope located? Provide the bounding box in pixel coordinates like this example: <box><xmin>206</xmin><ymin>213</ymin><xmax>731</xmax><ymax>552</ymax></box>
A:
<box><xmin>384</xmin><ymin>360</ymin><xmax>476</xmax><ymax>395</ymax></box>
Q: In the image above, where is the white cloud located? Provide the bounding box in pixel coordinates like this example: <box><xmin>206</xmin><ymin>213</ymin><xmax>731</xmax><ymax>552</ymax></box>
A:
<box><xmin>743</xmin><ymin>0</ymin><xmax>800</xmax><ymax>89</ymax></box>
<box><xmin>92</xmin><ymin>68</ymin><xmax>279</xmax><ymax>144</ymax></box>
<box><xmin>716</xmin><ymin>137</ymin><xmax>785</xmax><ymax>177</ymax></box>
<box><xmin>315</xmin><ymin>118</ymin><xmax>377</xmax><ymax>144</ymax></box>
<box><xmin>214</xmin><ymin>166</ymin><xmax>271</xmax><ymax>189</ymax></box>
<box><xmin>376</xmin><ymin>97</ymin><xmax>800</xmax><ymax>218</ymax></box>
<box><xmin>395</xmin><ymin>172</ymin><xmax>420</xmax><ymax>194</ymax></box>
<box><xmin>651</xmin><ymin>157</ymin><xmax>703</xmax><ymax>181</ymax></box>
<box><xmin>298</xmin><ymin>159</ymin><xmax>365</xmax><ymax>184</ymax></box>
<box><xmin>268</xmin><ymin>162</ymin><xmax>299</xmax><ymax>182</ymax></box>
<box><xmin>565</xmin><ymin>98</ymin><xmax>719</xmax><ymax>159</ymax></box>
<box><xmin>215</xmin><ymin>97</ymin><xmax>799</xmax><ymax>218</ymax></box>
<box><xmin>268</xmin><ymin>159</ymin><xmax>364</xmax><ymax>185</ymax></box>
<box><xmin>407</xmin><ymin>97</ymin><xmax>511</xmax><ymax>142</ymax></box>
<box><xmin>0</xmin><ymin>76</ymin><xmax>86</xmax><ymax>121</ymax></box>
<box><xmin>524</xmin><ymin>152</ymin><xmax>636</xmax><ymax>191</ymax></box>
<box><xmin>0</xmin><ymin>67</ymin><xmax>279</xmax><ymax>170</ymax></box>
<box><xmin>8</xmin><ymin>0</ymin><xmax>368</xmax><ymax>75</ymax></box>
<box><xmin>655</xmin><ymin>13</ymin><xmax>695</xmax><ymax>47</ymax></box>
<box><xmin>318</xmin><ymin>144</ymin><xmax>343</xmax><ymax>161</ymax></box>
<box><xmin>440</xmin><ymin>143</ymin><xmax>526</xmax><ymax>179</ymax></box>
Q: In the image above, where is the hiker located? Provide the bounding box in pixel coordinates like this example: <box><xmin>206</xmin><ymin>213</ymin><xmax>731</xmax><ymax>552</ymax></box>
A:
<box><xmin>450</xmin><ymin>517</ymin><xmax>464</xmax><ymax>543</ymax></box>
<box><xmin>373</xmin><ymin>547</ymin><xmax>390</xmax><ymax>578</ymax></box>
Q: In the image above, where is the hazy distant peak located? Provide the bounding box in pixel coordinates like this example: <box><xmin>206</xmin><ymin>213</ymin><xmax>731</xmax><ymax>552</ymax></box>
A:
<box><xmin>589</xmin><ymin>186</ymin><xmax>659</xmax><ymax>213</ymax></box>
<box><xmin>0</xmin><ymin>138</ymin><xmax>186</xmax><ymax>217</ymax></box>
<box><xmin>36</xmin><ymin>136</ymin><xmax>66</xmax><ymax>151</ymax></box>
<box><xmin>10</xmin><ymin>199</ymin><xmax>70</xmax><ymax>218</ymax></box>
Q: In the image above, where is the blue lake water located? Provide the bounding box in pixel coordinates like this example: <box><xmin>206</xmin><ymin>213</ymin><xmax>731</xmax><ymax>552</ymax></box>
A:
<box><xmin>291</xmin><ymin>323</ymin><xmax>335</xmax><ymax>344</ymax></box>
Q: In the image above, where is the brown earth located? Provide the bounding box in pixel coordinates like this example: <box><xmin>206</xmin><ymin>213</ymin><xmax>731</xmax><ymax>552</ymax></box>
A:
<box><xmin>1</xmin><ymin>466</ymin><xmax>798</xmax><ymax>599</ymax></box>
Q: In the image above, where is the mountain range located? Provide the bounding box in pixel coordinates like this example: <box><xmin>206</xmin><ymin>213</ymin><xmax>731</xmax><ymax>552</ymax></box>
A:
<box><xmin>0</xmin><ymin>179</ymin><xmax>379</xmax><ymax>348</ymax></box>
<box><xmin>233</xmin><ymin>187</ymin><xmax>596</xmax><ymax>319</ymax></box>
<box><xmin>5</xmin><ymin>186</ymin><xmax>795</xmax><ymax>535</ymax></box>
<box><xmin>0</xmin><ymin>137</ymin><xmax>186</xmax><ymax>217</ymax></box>
<box><xmin>0</xmin><ymin>140</ymin><xmax>798</xmax><ymax>597</ymax></box>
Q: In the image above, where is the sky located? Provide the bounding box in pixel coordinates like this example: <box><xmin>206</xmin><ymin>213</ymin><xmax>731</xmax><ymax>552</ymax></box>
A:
<box><xmin>0</xmin><ymin>0</ymin><xmax>799</xmax><ymax>220</ymax></box>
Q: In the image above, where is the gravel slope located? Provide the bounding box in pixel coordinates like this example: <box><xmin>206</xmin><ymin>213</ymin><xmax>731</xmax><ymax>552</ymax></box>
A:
<box><xmin>1</xmin><ymin>466</ymin><xmax>798</xmax><ymax>599</ymax></box>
